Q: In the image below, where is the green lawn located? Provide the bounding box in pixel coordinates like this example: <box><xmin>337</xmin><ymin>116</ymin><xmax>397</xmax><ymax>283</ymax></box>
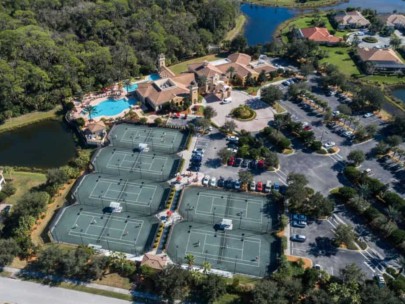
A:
<box><xmin>5</xmin><ymin>171</ymin><xmax>47</xmax><ymax>205</ymax></box>
<box><xmin>214</xmin><ymin>293</ymin><xmax>241</xmax><ymax>304</ymax></box>
<box><xmin>168</xmin><ymin>54</ymin><xmax>224</xmax><ymax>75</ymax></box>
<box><xmin>0</xmin><ymin>106</ymin><xmax>62</xmax><ymax>134</ymax></box>
<box><xmin>319</xmin><ymin>46</ymin><xmax>361</xmax><ymax>77</ymax></box>
<box><xmin>247</xmin><ymin>0</ymin><xmax>342</xmax><ymax>8</ymax></box>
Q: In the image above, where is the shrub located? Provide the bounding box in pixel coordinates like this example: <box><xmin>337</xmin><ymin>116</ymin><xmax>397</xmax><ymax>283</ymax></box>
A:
<box><xmin>281</xmin><ymin>236</ymin><xmax>287</xmax><ymax>251</ymax></box>
<box><xmin>365</xmin><ymin>177</ymin><xmax>385</xmax><ymax>196</ymax></box>
<box><xmin>311</xmin><ymin>140</ymin><xmax>322</xmax><ymax>151</ymax></box>
<box><xmin>390</xmin><ymin>229</ymin><xmax>405</xmax><ymax>245</ymax></box>
<box><xmin>317</xmin><ymin>149</ymin><xmax>327</xmax><ymax>154</ymax></box>
<box><xmin>363</xmin><ymin>207</ymin><xmax>382</xmax><ymax>222</ymax></box>
<box><xmin>383</xmin><ymin>191</ymin><xmax>405</xmax><ymax>209</ymax></box>
<box><xmin>75</xmin><ymin>117</ymin><xmax>86</xmax><ymax>127</ymax></box>
<box><xmin>344</xmin><ymin>166</ymin><xmax>361</xmax><ymax>183</ymax></box>
<box><xmin>65</xmin><ymin>102</ymin><xmax>75</xmax><ymax>111</ymax></box>
<box><xmin>0</xmin><ymin>192</ymin><xmax>7</xmax><ymax>202</ymax></box>
<box><xmin>1</xmin><ymin>183</ymin><xmax>16</xmax><ymax>197</ymax></box>
<box><xmin>338</xmin><ymin>186</ymin><xmax>357</xmax><ymax>202</ymax></box>
<box><xmin>362</xmin><ymin>36</ymin><xmax>378</xmax><ymax>43</ymax></box>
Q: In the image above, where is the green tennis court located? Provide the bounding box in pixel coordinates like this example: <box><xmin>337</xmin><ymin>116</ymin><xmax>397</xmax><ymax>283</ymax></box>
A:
<box><xmin>51</xmin><ymin>205</ymin><xmax>159</xmax><ymax>254</ymax></box>
<box><xmin>109</xmin><ymin>124</ymin><xmax>188</xmax><ymax>154</ymax></box>
<box><xmin>92</xmin><ymin>146</ymin><xmax>181</xmax><ymax>181</ymax></box>
<box><xmin>166</xmin><ymin>222</ymin><xmax>279</xmax><ymax>277</ymax></box>
<box><xmin>72</xmin><ymin>173</ymin><xmax>170</xmax><ymax>215</ymax></box>
<box><xmin>179</xmin><ymin>187</ymin><xmax>278</xmax><ymax>232</ymax></box>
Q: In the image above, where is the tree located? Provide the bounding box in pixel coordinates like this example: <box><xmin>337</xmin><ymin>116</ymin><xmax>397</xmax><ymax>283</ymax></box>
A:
<box><xmin>0</xmin><ymin>239</ymin><xmax>20</xmax><ymax>266</ymax></box>
<box><xmin>203</xmin><ymin>106</ymin><xmax>217</xmax><ymax>120</ymax></box>
<box><xmin>200</xmin><ymin>274</ymin><xmax>227</xmax><ymax>303</ymax></box>
<box><xmin>202</xmin><ymin>261</ymin><xmax>211</xmax><ymax>274</ymax></box>
<box><xmin>390</xmin><ymin>34</ymin><xmax>401</xmax><ymax>49</ymax></box>
<box><xmin>226</xmin><ymin>66</ymin><xmax>236</xmax><ymax>79</ymax></box>
<box><xmin>347</xmin><ymin>150</ymin><xmax>365</xmax><ymax>166</ymax></box>
<box><xmin>340</xmin><ymin>263</ymin><xmax>364</xmax><ymax>286</ymax></box>
<box><xmin>386</xmin><ymin>135</ymin><xmax>403</xmax><ymax>147</ymax></box>
<box><xmin>252</xmin><ymin>279</ymin><xmax>287</xmax><ymax>304</ymax></box>
<box><xmin>217</xmin><ymin>147</ymin><xmax>233</xmax><ymax>164</ymax></box>
<box><xmin>288</xmin><ymin>82</ymin><xmax>307</xmax><ymax>98</ymax></box>
<box><xmin>155</xmin><ymin>265</ymin><xmax>191</xmax><ymax>303</ymax></box>
<box><xmin>365</xmin><ymin>124</ymin><xmax>378</xmax><ymax>138</ymax></box>
<box><xmin>337</xmin><ymin>104</ymin><xmax>352</xmax><ymax>115</ymax></box>
<box><xmin>221</xmin><ymin>120</ymin><xmax>237</xmax><ymax>134</ymax></box>
<box><xmin>185</xmin><ymin>253</ymin><xmax>194</xmax><ymax>269</ymax></box>
<box><xmin>261</xmin><ymin>86</ymin><xmax>283</xmax><ymax>106</ymax></box>
<box><xmin>46</xmin><ymin>168</ymin><xmax>69</xmax><ymax>186</ymax></box>
<box><xmin>230</xmin><ymin>35</ymin><xmax>247</xmax><ymax>52</ymax></box>
<box><xmin>307</xmin><ymin>192</ymin><xmax>334</xmax><ymax>218</ymax></box>
<box><xmin>263</xmin><ymin>151</ymin><xmax>279</xmax><ymax>169</ymax></box>
<box><xmin>154</xmin><ymin>117</ymin><xmax>163</xmax><ymax>126</ymax></box>
<box><xmin>257</xmin><ymin>70</ymin><xmax>267</xmax><ymax>85</ymax></box>
<box><xmin>334</xmin><ymin>224</ymin><xmax>356</xmax><ymax>247</ymax></box>
<box><xmin>83</xmin><ymin>105</ymin><xmax>98</xmax><ymax>120</ymax></box>
<box><xmin>191</xmin><ymin>117</ymin><xmax>210</xmax><ymax>131</ymax></box>
<box><xmin>238</xmin><ymin>170</ymin><xmax>253</xmax><ymax>185</ymax></box>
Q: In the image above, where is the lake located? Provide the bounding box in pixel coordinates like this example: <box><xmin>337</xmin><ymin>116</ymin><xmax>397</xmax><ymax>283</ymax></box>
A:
<box><xmin>392</xmin><ymin>88</ymin><xmax>405</xmax><ymax>104</ymax></box>
<box><xmin>241</xmin><ymin>0</ymin><xmax>405</xmax><ymax>45</ymax></box>
<box><xmin>0</xmin><ymin>119</ymin><xmax>76</xmax><ymax>168</ymax></box>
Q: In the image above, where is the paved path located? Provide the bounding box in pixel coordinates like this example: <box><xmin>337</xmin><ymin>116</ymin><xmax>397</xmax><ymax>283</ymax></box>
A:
<box><xmin>0</xmin><ymin>276</ymin><xmax>131</xmax><ymax>304</ymax></box>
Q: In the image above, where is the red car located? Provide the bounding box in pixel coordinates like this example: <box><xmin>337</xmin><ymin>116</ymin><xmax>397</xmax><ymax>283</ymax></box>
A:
<box><xmin>257</xmin><ymin>159</ymin><xmax>265</xmax><ymax>169</ymax></box>
<box><xmin>228</xmin><ymin>156</ymin><xmax>235</xmax><ymax>166</ymax></box>
<box><xmin>256</xmin><ymin>181</ymin><xmax>263</xmax><ymax>192</ymax></box>
<box><xmin>303</xmin><ymin>125</ymin><xmax>312</xmax><ymax>131</ymax></box>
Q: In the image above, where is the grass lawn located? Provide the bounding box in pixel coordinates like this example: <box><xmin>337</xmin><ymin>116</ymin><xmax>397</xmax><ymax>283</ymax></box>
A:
<box><xmin>93</xmin><ymin>273</ymin><xmax>132</xmax><ymax>290</ymax></box>
<box><xmin>169</xmin><ymin>54</ymin><xmax>224</xmax><ymax>75</ymax></box>
<box><xmin>248</xmin><ymin>0</ymin><xmax>342</xmax><ymax>8</ymax></box>
<box><xmin>214</xmin><ymin>293</ymin><xmax>241</xmax><ymax>304</ymax></box>
<box><xmin>5</xmin><ymin>171</ymin><xmax>46</xmax><ymax>205</ymax></box>
<box><xmin>361</xmin><ymin>74</ymin><xmax>405</xmax><ymax>85</ymax></box>
<box><xmin>0</xmin><ymin>106</ymin><xmax>62</xmax><ymax>134</ymax></box>
<box><xmin>319</xmin><ymin>46</ymin><xmax>361</xmax><ymax>77</ymax></box>
<box><xmin>57</xmin><ymin>283</ymin><xmax>133</xmax><ymax>301</ymax></box>
<box><xmin>225</xmin><ymin>15</ymin><xmax>246</xmax><ymax>41</ymax></box>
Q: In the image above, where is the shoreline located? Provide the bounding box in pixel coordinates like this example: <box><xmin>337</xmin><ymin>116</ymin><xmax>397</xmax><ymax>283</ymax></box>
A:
<box><xmin>0</xmin><ymin>105</ymin><xmax>63</xmax><ymax>134</ymax></box>
<box><xmin>241</xmin><ymin>0</ymin><xmax>347</xmax><ymax>9</ymax></box>
<box><xmin>224</xmin><ymin>14</ymin><xmax>247</xmax><ymax>41</ymax></box>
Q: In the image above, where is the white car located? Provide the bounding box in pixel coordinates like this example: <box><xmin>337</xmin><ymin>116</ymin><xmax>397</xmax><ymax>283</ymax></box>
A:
<box><xmin>227</xmin><ymin>135</ymin><xmax>239</xmax><ymax>142</ymax></box>
<box><xmin>375</xmin><ymin>274</ymin><xmax>385</xmax><ymax>288</ymax></box>
<box><xmin>202</xmin><ymin>175</ymin><xmax>210</xmax><ymax>186</ymax></box>
<box><xmin>343</xmin><ymin>131</ymin><xmax>353</xmax><ymax>137</ymax></box>
<box><xmin>332</xmin><ymin>110</ymin><xmax>340</xmax><ymax>117</ymax></box>
<box><xmin>323</xmin><ymin>141</ymin><xmax>336</xmax><ymax>148</ymax></box>
<box><xmin>249</xmin><ymin>181</ymin><xmax>256</xmax><ymax>191</ymax></box>
<box><xmin>209</xmin><ymin>177</ymin><xmax>217</xmax><ymax>187</ymax></box>
<box><xmin>193</xmin><ymin>148</ymin><xmax>205</xmax><ymax>155</ymax></box>
<box><xmin>227</xmin><ymin>147</ymin><xmax>238</xmax><ymax>153</ymax></box>
<box><xmin>264</xmin><ymin>180</ymin><xmax>272</xmax><ymax>193</ymax></box>
<box><xmin>363</xmin><ymin>112</ymin><xmax>374</xmax><ymax>118</ymax></box>
<box><xmin>221</xmin><ymin>98</ymin><xmax>232</xmax><ymax>104</ymax></box>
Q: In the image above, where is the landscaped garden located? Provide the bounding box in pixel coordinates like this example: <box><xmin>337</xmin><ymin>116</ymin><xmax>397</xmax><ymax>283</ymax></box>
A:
<box><xmin>231</xmin><ymin>105</ymin><xmax>256</xmax><ymax>120</ymax></box>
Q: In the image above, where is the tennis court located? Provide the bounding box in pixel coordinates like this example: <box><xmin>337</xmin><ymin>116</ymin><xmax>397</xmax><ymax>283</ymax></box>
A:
<box><xmin>109</xmin><ymin>124</ymin><xmax>188</xmax><ymax>153</ymax></box>
<box><xmin>51</xmin><ymin>205</ymin><xmax>159</xmax><ymax>254</ymax></box>
<box><xmin>179</xmin><ymin>187</ymin><xmax>278</xmax><ymax>232</ymax></box>
<box><xmin>92</xmin><ymin>146</ymin><xmax>181</xmax><ymax>181</ymax></box>
<box><xmin>167</xmin><ymin>222</ymin><xmax>279</xmax><ymax>276</ymax></box>
<box><xmin>72</xmin><ymin>173</ymin><xmax>170</xmax><ymax>215</ymax></box>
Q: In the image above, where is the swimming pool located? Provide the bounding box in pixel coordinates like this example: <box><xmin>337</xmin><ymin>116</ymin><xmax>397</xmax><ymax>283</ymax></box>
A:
<box><xmin>90</xmin><ymin>97</ymin><xmax>136</xmax><ymax>118</ymax></box>
<box><xmin>124</xmin><ymin>74</ymin><xmax>161</xmax><ymax>92</ymax></box>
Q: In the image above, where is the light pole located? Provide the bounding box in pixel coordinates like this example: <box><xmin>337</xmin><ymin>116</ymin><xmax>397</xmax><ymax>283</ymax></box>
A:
<box><xmin>239</xmin><ymin>211</ymin><xmax>243</xmax><ymax>229</ymax></box>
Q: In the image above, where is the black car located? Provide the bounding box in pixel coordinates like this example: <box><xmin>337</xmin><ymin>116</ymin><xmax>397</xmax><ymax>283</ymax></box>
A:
<box><xmin>189</xmin><ymin>164</ymin><xmax>200</xmax><ymax>172</ymax></box>
<box><xmin>249</xmin><ymin>160</ymin><xmax>258</xmax><ymax>169</ymax></box>
<box><xmin>241</xmin><ymin>159</ymin><xmax>250</xmax><ymax>168</ymax></box>
<box><xmin>224</xmin><ymin>178</ymin><xmax>234</xmax><ymax>189</ymax></box>
<box><xmin>191</xmin><ymin>155</ymin><xmax>202</xmax><ymax>162</ymax></box>
<box><xmin>217</xmin><ymin>178</ymin><xmax>225</xmax><ymax>187</ymax></box>
<box><xmin>234</xmin><ymin>158</ymin><xmax>243</xmax><ymax>167</ymax></box>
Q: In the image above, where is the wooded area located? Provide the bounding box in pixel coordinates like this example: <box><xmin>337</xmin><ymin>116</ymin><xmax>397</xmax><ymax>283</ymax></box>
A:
<box><xmin>0</xmin><ymin>0</ymin><xmax>239</xmax><ymax>121</ymax></box>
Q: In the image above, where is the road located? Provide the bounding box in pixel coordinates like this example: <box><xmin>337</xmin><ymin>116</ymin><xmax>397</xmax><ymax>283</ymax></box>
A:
<box><xmin>0</xmin><ymin>277</ymin><xmax>131</xmax><ymax>304</ymax></box>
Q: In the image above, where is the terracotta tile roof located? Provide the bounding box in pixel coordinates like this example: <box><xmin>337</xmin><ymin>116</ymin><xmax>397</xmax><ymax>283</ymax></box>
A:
<box><xmin>357</xmin><ymin>47</ymin><xmax>403</xmax><ymax>63</ymax></box>
<box><xmin>136</xmin><ymin>73</ymin><xmax>195</xmax><ymax>106</ymax></box>
<box><xmin>386</xmin><ymin>14</ymin><xmax>405</xmax><ymax>27</ymax></box>
<box><xmin>188</xmin><ymin>61</ymin><xmax>225</xmax><ymax>79</ymax></box>
<box><xmin>300</xmin><ymin>27</ymin><xmax>342</xmax><ymax>44</ymax></box>
<box><xmin>141</xmin><ymin>253</ymin><xmax>168</xmax><ymax>271</ymax></box>
<box><xmin>334</xmin><ymin>11</ymin><xmax>370</xmax><ymax>26</ymax></box>
<box><xmin>217</xmin><ymin>62</ymin><xmax>257</xmax><ymax>78</ymax></box>
<box><xmin>249</xmin><ymin>60</ymin><xmax>277</xmax><ymax>74</ymax></box>
<box><xmin>158</xmin><ymin>66</ymin><xmax>176</xmax><ymax>78</ymax></box>
<box><xmin>227</xmin><ymin>53</ymin><xmax>252</xmax><ymax>66</ymax></box>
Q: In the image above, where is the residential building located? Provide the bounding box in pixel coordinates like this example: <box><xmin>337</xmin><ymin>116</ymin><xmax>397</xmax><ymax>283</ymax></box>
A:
<box><xmin>82</xmin><ymin>121</ymin><xmax>107</xmax><ymax>146</ymax></box>
<box><xmin>298</xmin><ymin>27</ymin><xmax>342</xmax><ymax>45</ymax></box>
<box><xmin>135</xmin><ymin>54</ymin><xmax>198</xmax><ymax>111</ymax></box>
<box><xmin>384</xmin><ymin>14</ymin><xmax>405</xmax><ymax>29</ymax></box>
<box><xmin>140</xmin><ymin>253</ymin><xmax>168</xmax><ymax>271</ymax></box>
<box><xmin>356</xmin><ymin>47</ymin><xmax>405</xmax><ymax>74</ymax></box>
<box><xmin>334</xmin><ymin>11</ymin><xmax>370</xmax><ymax>29</ymax></box>
<box><xmin>0</xmin><ymin>171</ymin><xmax>5</xmax><ymax>192</ymax></box>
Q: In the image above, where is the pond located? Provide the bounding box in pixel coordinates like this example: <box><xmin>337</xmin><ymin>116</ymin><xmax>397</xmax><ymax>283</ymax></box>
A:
<box><xmin>392</xmin><ymin>88</ymin><xmax>405</xmax><ymax>104</ymax></box>
<box><xmin>0</xmin><ymin>119</ymin><xmax>76</xmax><ymax>168</ymax></box>
<box><xmin>241</xmin><ymin>0</ymin><xmax>405</xmax><ymax>45</ymax></box>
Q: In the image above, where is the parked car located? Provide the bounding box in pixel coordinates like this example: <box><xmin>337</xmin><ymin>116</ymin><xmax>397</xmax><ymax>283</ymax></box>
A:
<box><xmin>249</xmin><ymin>160</ymin><xmax>258</xmax><ymax>169</ymax></box>
<box><xmin>273</xmin><ymin>182</ymin><xmax>280</xmax><ymax>191</ymax></box>
<box><xmin>264</xmin><ymin>180</ymin><xmax>272</xmax><ymax>193</ymax></box>
<box><xmin>313</xmin><ymin>264</ymin><xmax>322</xmax><ymax>270</ymax></box>
<box><xmin>375</xmin><ymin>274</ymin><xmax>385</xmax><ymax>288</ymax></box>
<box><xmin>234</xmin><ymin>180</ymin><xmax>241</xmax><ymax>190</ymax></box>
<box><xmin>209</xmin><ymin>177</ymin><xmax>217</xmax><ymax>187</ymax></box>
<box><xmin>227</xmin><ymin>135</ymin><xmax>239</xmax><ymax>142</ymax></box>
<box><xmin>256</xmin><ymin>181</ymin><xmax>263</xmax><ymax>192</ymax></box>
<box><xmin>228</xmin><ymin>156</ymin><xmax>235</xmax><ymax>166</ymax></box>
<box><xmin>257</xmin><ymin>159</ymin><xmax>265</xmax><ymax>170</ymax></box>
<box><xmin>343</xmin><ymin>131</ymin><xmax>353</xmax><ymax>138</ymax></box>
<box><xmin>291</xmin><ymin>220</ymin><xmax>307</xmax><ymax>228</ymax></box>
<box><xmin>303</xmin><ymin>125</ymin><xmax>312</xmax><ymax>131</ymax></box>
<box><xmin>323</xmin><ymin>141</ymin><xmax>336</xmax><ymax>148</ymax></box>
<box><xmin>290</xmin><ymin>234</ymin><xmax>306</xmax><ymax>242</ymax></box>
<box><xmin>363</xmin><ymin>112</ymin><xmax>374</xmax><ymax>118</ymax></box>
<box><xmin>202</xmin><ymin>175</ymin><xmax>210</xmax><ymax>186</ymax></box>
<box><xmin>193</xmin><ymin>148</ymin><xmax>205</xmax><ymax>155</ymax></box>
<box><xmin>227</xmin><ymin>147</ymin><xmax>238</xmax><ymax>153</ymax></box>
<box><xmin>241</xmin><ymin>159</ymin><xmax>250</xmax><ymax>168</ymax></box>
<box><xmin>282</xmin><ymin>81</ymin><xmax>290</xmax><ymax>86</ymax></box>
<box><xmin>225</xmin><ymin>178</ymin><xmax>234</xmax><ymax>189</ymax></box>
<box><xmin>221</xmin><ymin>98</ymin><xmax>232</xmax><ymax>104</ymax></box>
<box><xmin>292</xmin><ymin>214</ymin><xmax>307</xmax><ymax>221</ymax></box>
<box><xmin>249</xmin><ymin>181</ymin><xmax>256</xmax><ymax>191</ymax></box>
<box><xmin>332</xmin><ymin>110</ymin><xmax>340</xmax><ymax>117</ymax></box>
<box><xmin>217</xmin><ymin>177</ymin><xmax>225</xmax><ymax>187</ymax></box>
<box><xmin>234</xmin><ymin>158</ymin><xmax>243</xmax><ymax>167</ymax></box>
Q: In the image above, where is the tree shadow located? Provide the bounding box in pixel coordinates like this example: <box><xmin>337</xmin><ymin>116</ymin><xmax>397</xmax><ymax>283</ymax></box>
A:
<box><xmin>308</xmin><ymin>236</ymin><xmax>338</xmax><ymax>257</ymax></box>
<box><xmin>204</xmin><ymin>158</ymin><xmax>222</xmax><ymax>169</ymax></box>
<box><xmin>208</xmin><ymin>132</ymin><xmax>226</xmax><ymax>140</ymax></box>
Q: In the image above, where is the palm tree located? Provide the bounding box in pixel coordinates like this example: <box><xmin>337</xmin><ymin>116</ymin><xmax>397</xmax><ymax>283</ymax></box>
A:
<box><xmin>386</xmin><ymin>206</ymin><xmax>400</xmax><ymax>223</ymax></box>
<box><xmin>124</xmin><ymin>79</ymin><xmax>131</xmax><ymax>93</ymax></box>
<box><xmin>352</xmin><ymin>120</ymin><xmax>360</xmax><ymax>132</ymax></box>
<box><xmin>185</xmin><ymin>254</ymin><xmax>195</xmax><ymax>269</ymax></box>
<box><xmin>358</xmin><ymin>183</ymin><xmax>370</xmax><ymax>199</ymax></box>
<box><xmin>226</xmin><ymin>66</ymin><xmax>236</xmax><ymax>80</ymax></box>
<box><xmin>202</xmin><ymin>261</ymin><xmax>211</xmax><ymax>274</ymax></box>
<box><xmin>83</xmin><ymin>105</ymin><xmax>97</xmax><ymax>120</ymax></box>
<box><xmin>397</xmin><ymin>255</ymin><xmax>405</xmax><ymax>274</ymax></box>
